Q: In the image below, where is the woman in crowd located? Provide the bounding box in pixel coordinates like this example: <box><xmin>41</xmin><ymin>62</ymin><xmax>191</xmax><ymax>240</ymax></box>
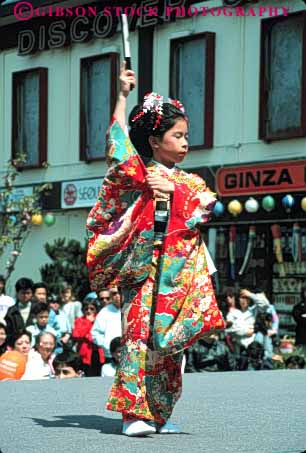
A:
<box><xmin>72</xmin><ymin>297</ymin><xmax>104</xmax><ymax>376</ymax></box>
<box><xmin>0</xmin><ymin>322</ymin><xmax>8</xmax><ymax>356</ymax></box>
<box><xmin>21</xmin><ymin>332</ymin><xmax>56</xmax><ymax>380</ymax></box>
<box><xmin>86</xmin><ymin>63</ymin><xmax>225</xmax><ymax>436</ymax></box>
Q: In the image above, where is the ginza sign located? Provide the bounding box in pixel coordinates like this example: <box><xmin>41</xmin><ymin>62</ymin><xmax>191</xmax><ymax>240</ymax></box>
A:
<box><xmin>216</xmin><ymin>160</ymin><xmax>306</xmax><ymax>196</ymax></box>
<box><xmin>17</xmin><ymin>0</ymin><xmax>188</xmax><ymax>55</ymax></box>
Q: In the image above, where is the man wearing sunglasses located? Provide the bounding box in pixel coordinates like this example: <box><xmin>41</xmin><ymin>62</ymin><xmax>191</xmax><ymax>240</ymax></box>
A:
<box><xmin>92</xmin><ymin>287</ymin><xmax>122</xmax><ymax>362</ymax></box>
<box><xmin>97</xmin><ymin>289</ymin><xmax>111</xmax><ymax>309</ymax></box>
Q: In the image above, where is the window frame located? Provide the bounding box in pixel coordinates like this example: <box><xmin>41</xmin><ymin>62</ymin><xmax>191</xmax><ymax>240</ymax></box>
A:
<box><xmin>79</xmin><ymin>52</ymin><xmax>118</xmax><ymax>163</ymax></box>
<box><xmin>11</xmin><ymin>67</ymin><xmax>48</xmax><ymax>170</ymax></box>
<box><xmin>259</xmin><ymin>11</ymin><xmax>306</xmax><ymax>142</ymax></box>
<box><xmin>169</xmin><ymin>32</ymin><xmax>215</xmax><ymax>150</ymax></box>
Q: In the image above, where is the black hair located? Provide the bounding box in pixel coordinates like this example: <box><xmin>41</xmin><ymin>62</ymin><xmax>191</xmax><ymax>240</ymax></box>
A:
<box><xmin>247</xmin><ymin>341</ymin><xmax>264</xmax><ymax>360</ymax></box>
<box><xmin>33</xmin><ymin>282</ymin><xmax>48</xmax><ymax>292</ymax></box>
<box><xmin>53</xmin><ymin>351</ymin><xmax>83</xmax><ymax>372</ymax></box>
<box><xmin>15</xmin><ymin>277</ymin><xmax>34</xmax><ymax>293</ymax></box>
<box><xmin>254</xmin><ymin>312</ymin><xmax>273</xmax><ymax>335</ymax></box>
<box><xmin>128</xmin><ymin>102</ymin><xmax>187</xmax><ymax>161</ymax></box>
<box><xmin>0</xmin><ymin>275</ymin><xmax>6</xmax><ymax>294</ymax></box>
<box><xmin>12</xmin><ymin>329</ymin><xmax>32</xmax><ymax>347</ymax></box>
<box><xmin>0</xmin><ymin>322</ymin><xmax>8</xmax><ymax>355</ymax></box>
<box><xmin>285</xmin><ymin>355</ymin><xmax>305</xmax><ymax>369</ymax></box>
<box><xmin>33</xmin><ymin>302</ymin><xmax>50</xmax><ymax>316</ymax></box>
<box><xmin>223</xmin><ymin>287</ymin><xmax>236</xmax><ymax>299</ymax></box>
<box><xmin>47</xmin><ymin>294</ymin><xmax>61</xmax><ymax>305</ymax></box>
<box><xmin>82</xmin><ymin>298</ymin><xmax>99</xmax><ymax>313</ymax></box>
<box><xmin>110</xmin><ymin>336</ymin><xmax>121</xmax><ymax>355</ymax></box>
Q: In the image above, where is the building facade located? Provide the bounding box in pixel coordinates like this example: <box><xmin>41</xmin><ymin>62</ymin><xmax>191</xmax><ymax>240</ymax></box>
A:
<box><xmin>0</xmin><ymin>0</ymin><xmax>305</xmax><ymax>335</ymax></box>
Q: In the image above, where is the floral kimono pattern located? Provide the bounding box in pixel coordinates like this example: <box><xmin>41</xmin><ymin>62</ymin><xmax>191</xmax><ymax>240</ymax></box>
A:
<box><xmin>86</xmin><ymin>118</ymin><xmax>225</xmax><ymax>423</ymax></box>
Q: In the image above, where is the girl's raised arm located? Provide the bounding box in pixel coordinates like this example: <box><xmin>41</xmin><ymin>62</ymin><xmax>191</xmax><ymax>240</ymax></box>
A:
<box><xmin>113</xmin><ymin>61</ymin><xmax>136</xmax><ymax>131</ymax></box>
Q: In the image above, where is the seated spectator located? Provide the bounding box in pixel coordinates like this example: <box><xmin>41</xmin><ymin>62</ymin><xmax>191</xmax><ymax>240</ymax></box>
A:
<box><xmin>225</xmin><ymin>292</ymin><xmax>256</xmax><ymax>356</ymax></box>
<box><xmin>53</xmin><ymin>351</ymin><xmax>84</xmax><ymax>379</ymax></box>
<box><xmin>60</xmin><ymin>284</ymin><xmax>83</xmax><ymax>330</ymax></box>
<box><xmin>254</xmin><ymin>312</ymin><xmax>274</xmax><ymax>364</ymax></box>
<box><xmin>92</xmin><ymin>289</ymin><xmax>122</xmax><ymax>361</ymax></box>
<box><xmin>21</xmin><ymin>332</ymin><xmax>56</xmax><ymax>380</ymax></box>
<box><xmin>238</xmin><ymin>341</ymin><xmax>274</xmax><ymax>371</ymax></box>
<box><xmin>285</xmin><ymin>355</ymin><xmax>305</xmax><ymax>370</ymax></box>
<box><xmin>185</xmin><ymin>334</ymin><xmax>236</xmax><ymax>373</ymax></box>
<box><xmin>242</xmin><ymin>288</ymin><xmax>279</xmax><ymax>337</ymax></box>
<box><xmin>12</xmin><ymin>330</ymin><xmax>38</xmax><ymax>378</ymax></box>
<box><xmin>101</xmin><ymin>337</ymin><xmax>121</xmax><ymax>377</ymax></box>
<box><xmin>47</xmin><ymin>296</ymin><xmax>72</xmax><ymax>353</ymax></box>
<box><xmin>0</xmin><ymin>322</ymin><xmax>8</xmax><ymax>356</ymax></box>
<box><xmin>5</xmin><ymin>278</ymin><xmax>37</xmax><ymax>346</ymax></box>
<box><xmin>72</xmin><ymin>298</ymin><xmax>104</xmax><ymax>376</ymax></box>
<box><xmin>0</xmin><ymin>275</ymin><xmax>14</xmax><ymax>323</ymax></box>
<box><xmin>26</xmin><ymin>303</ymin><xmax>58</xmax><ymax>347</ymax></box>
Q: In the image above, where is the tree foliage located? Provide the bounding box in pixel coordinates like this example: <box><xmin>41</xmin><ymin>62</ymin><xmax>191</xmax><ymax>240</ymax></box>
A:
<box><xmin>0</xmin><ymin>155</ymin><xmax>51</xmax><ymax>280</ymax></box>
<box><xmin>40</xmin><ymin>238</ymin><xmax>90</xmax><ymax>301</ymax></box>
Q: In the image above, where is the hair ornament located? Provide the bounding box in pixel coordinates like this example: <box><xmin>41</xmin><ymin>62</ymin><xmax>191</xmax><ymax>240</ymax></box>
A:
<box><xmin>168</xmin><ymin>98</ymin><xmax>185</xmax><ymax>113</ymax></box>
<box><xmin>131</xmin><ymin>92</ymin><xmax>164</xmax><ymax>130</ymax></box>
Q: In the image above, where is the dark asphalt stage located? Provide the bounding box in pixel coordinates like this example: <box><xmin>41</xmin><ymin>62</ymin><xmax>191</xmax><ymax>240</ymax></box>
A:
<box><xmin>0</xmin><ymin>371</ymin><xmax>305</xmax><ymax>453</ymax></box>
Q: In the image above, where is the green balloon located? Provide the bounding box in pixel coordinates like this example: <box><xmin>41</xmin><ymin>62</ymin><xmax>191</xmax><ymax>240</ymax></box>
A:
<box><xmin>262</xmin><ymin>195</ymin><xmax>275</xmax><ymax>212</ymax></box>
<box><xmin>44</xmin><ymin>213</ymin><xmax>56</xmax><ymax>226</ymax></box>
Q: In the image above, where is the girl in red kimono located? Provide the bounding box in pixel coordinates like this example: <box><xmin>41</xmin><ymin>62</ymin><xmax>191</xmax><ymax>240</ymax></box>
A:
<box><xmin>86</xmin><ymin>63</ymin><xmax>225</xmax><ymax>436</ymax></box>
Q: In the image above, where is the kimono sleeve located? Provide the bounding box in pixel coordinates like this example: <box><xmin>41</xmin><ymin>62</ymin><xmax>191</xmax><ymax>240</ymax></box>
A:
<box><xmin>86</xmin><ymin>119</ymin><xmax>148</xmax><ymax>236</ymax></box>
<box><xmin>171</xmin><ymin>172</ymin><xmax>217</xmax><ymax>229</ymax></box>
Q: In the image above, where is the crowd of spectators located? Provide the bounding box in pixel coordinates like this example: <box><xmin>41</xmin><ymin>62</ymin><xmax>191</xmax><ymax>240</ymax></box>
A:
<box><xmin>0</xmin><ymin>275</ymin><xmax>122</xmax><ymax>380</ymax></box>
<box><xmin>184</xmin><ymin>286</ymin><xmax>306</xmax><ymax>373</ymax></box>
<box><xmin>0</xmin><ymin>274</ymin><xmax>305</xmax><ymax>381</ymax></box>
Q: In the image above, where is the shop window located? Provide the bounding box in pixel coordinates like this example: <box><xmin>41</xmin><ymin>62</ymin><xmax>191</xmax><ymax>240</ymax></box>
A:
<box><xmin>12</xmin><ymin>68</ymin><xmax>48</xmax><ymax>169</ymax></box>
<box><xmin>259</xmin><ymin>12</ymin><xmax>306</xmax><ymax>141</ymax></box>
<box><xmin>170</xmin><ymin>33</ymin><xmax>215</xmax><ymax>149</ymax></box>
<box><xmin>80</xmin><ymin>53</ymin><xmax>118</xmax><ymax>162</ymax></box>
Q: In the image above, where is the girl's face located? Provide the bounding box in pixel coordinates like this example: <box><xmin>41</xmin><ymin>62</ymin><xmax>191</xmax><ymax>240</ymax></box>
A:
<box><xmin>152</xmin><ymin>118</ymin><xmax>188</xmax><ymax>168</ymax></box>
<box><xmin>0</xmin><ymin>327</ymin><xmax>7</xmax><ymax>346</ymax></box>
<box><xmin>14</xmin><ymin>335</ymin><xmax>31</xmax><ymax>355</ymax></box>
<box><xmin>0</xmin><ymin>280</ymin><xmax>4</xmax><ymax>295</ymax></box>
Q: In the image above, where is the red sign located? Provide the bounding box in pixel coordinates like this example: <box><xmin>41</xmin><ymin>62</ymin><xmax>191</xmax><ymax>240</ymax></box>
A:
<box><xmin>216</xmin><ymin>160</ymin><xmax>306</xmax><ymax>196</ymax></box>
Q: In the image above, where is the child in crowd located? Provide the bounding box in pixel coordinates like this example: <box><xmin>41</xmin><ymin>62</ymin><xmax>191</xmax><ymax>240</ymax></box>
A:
<box><xmin>47</xmin><ymin>296</ymin><xmax>72</xmax><ymax>353</ymax></box>
<box><xmin>26</xmin><ymin>303</ymin><xmax>58</xmax><ymax>347</ymax></box>
<box><xmin>53</xmin><ymin>351</ymin><xmax>84</xmax><ymax>379</ymax></box>
<box><xmin>101</xmin><ymin>337</ymin><xmax>122</xmax><ymax>377</ymax></box>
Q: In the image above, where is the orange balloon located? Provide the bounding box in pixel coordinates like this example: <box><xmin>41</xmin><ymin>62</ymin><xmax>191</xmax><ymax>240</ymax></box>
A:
<box><xmin>0</xmin><ymin>351</ymin><xmax>26</xmax><ymax>380</ymax></box>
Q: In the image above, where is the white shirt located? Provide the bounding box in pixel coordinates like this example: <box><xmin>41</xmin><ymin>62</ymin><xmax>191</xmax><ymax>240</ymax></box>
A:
<box><xmin>91</xmin><ymin>304</ymin><xmax>122</xmax><ymax>358</ymax></box>
<box><xmin>101</xmin><ymin>362</ymin><xmax>117</xmax><ymax>377</ymax></box>
<box><xmin>0</xmin><ymin>294</ymin><xmax>14</xmax><ymax>322</ymax></box>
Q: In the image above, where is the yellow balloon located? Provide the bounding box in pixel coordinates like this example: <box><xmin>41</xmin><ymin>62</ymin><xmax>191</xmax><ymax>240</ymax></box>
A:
<box><xmin>31</xmin><ymin>213</ymin><xmax>43</xmax><ymax>225</ymax></box>
<box><xmin>228</xmin><ymin>199</ymin><xmax>243</xmax><ymax>216</ymax></box>
<box><xmin>301</xmin><ymin>197</ymin><xmax>306</xmax><ymax>212</ymax></box>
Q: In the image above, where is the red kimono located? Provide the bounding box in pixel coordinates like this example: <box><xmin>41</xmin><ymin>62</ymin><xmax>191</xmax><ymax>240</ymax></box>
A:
<box><xmin>86</xmin><ymin>119</ymin><xmax>225</xmax><ymax>423</ymax></box>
